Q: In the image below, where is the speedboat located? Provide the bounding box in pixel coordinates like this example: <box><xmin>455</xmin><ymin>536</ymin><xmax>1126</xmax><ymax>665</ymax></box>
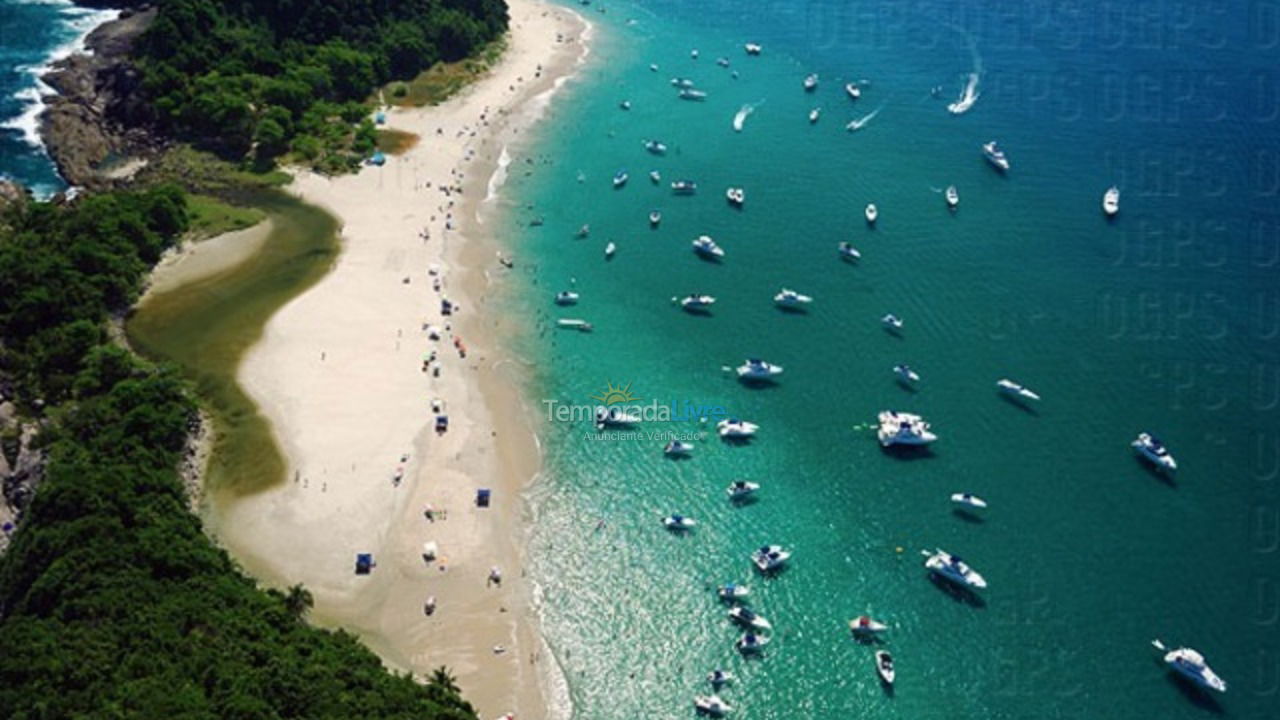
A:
<box><xmin>664</xmin><ymin>440</ymin><xmax>693</xmax><ymax>457</ymax></box>
<box><xmin>693</xmin><ymin>235</ymin><xmax>725</xmax><ymax>258</ymax></box>
<box><xmin>774</xmin><ymin>288</ymin><xmax>813</xmax><ymax>307</ymax></box>
<box><xmin>996</xmin><ymin>378</ymin><xmax>1041</xmax><ymax>401</ymax></box>
<box><xmin>744</xmin><ymin>42</ymin><xmax>762</xmax><ymax>55</ymax></box>
<box><xmin>554</xmin><ymin>290</ymin><xmax>580</xmax><ymax>305</ymax></box>
<box><xmin>728</xmin><ymin>606</ymin><xmax>772</xmax><ymax>630</ymax></box>
<box><xmin>737</xmin><ymin>358</ymin><xmax>783</xmax><ymax>381</ymax></box>
<box><xmin>982</xmin><ymin>141</ymin><xmax>1010</xmax><ymax>172</ymax></box>
<box><xmin>875</xmin><ymin>651</ymin><xmax>895</xmax><ymax>685</ymax></box>
<box><xmin>557</xmin><ymin>318</ymin><xmax>593</xmax><ymax>332</ymax></box>
<box><xmin>707</xmin><ymin>669</ymin><xmax>734</xmax><ymax>687</ymax></box>
<box><xmin>1154</xmin><ymin>640</ymin><xmax>1227</xmax><ymax>693</ymax></box>
<box><xmin>725</xmin><ymin>187</ymin><xmax>745</xmax><ymax>206</ymax></box>
<box><xmin>649</xmin><ymin>169</ymin><xmax>661</xmax><ymax>184</ymax></box>
<box><xmin>604</xmin><ymin>241</ymin><xmax>617</xmax><ymax>259</ymax></box>
<box><xmin>849</xmin><ymin>615</ymin><xmax>888</xmax><ymax>635</ymax></box>
<box><xmin>845</xmin><ymin>82</ymin><xmax>861</xmax><ymax>99</ymax></box>
<box><xmin>751</xmin><ymin>544</ymin><xmax>791</xmax><ymax>571</ymax></box>
<box><xmin>838</xmin><ymin>241</ymin><xmax>861</xmax><ymax>260</ymax></box>
<box><xmin>893</xmin><ymin>364</ymin><xmax>920</xmax><ymax>383</ymax></box>
<box><xmin>649</xmin><ymin>210</ymin><xmax>662</xmax><ymax>226</ymax></box>
<box><xmin>877</xmin><ymin>411</ymin><xmax>937</xmax><ymax>447</ymax></box>
<box><xmin>727</xmin><ymin>480</ymin><xmax>760</xmax><ymax>499</ymax></box>
<box><xmin>881</xmin><ymin>313</ymin><xmax>904</xmax><ymax>331</ymax></box>
<box><xmin>951</xmin><ymin>492</ymin><xmax>987</xmax><ymax>509</ymax></box>
<box><xmin>718</xmin><ymin>583</ymin><xmax>750</xmax><ymax>601</ymax></box>
<box><xmin>672</xmin><ymin>179</ymin><xmax>698</xmax><ymax>194</ymax></box>
<box><xmin>1103</xmin><ymin>186</ymin><xmax>1120</xmax><ymax>216</ymax></box>
<box><xmin>718</xmin><ymin>418</ymin><xmax>759</xmax><ymax>439</ymax></box>
<box><xmin>1132</xmin><ymin>432</ymin><xmax>1177</xmax><ymax>472</ymax></box>
<box><xmin>594</xmin><ymin>405</ymin><xmax>638</xmax><ymax>427</ymax></box>
<box><xmin>613</xmin><ymin>169</ymin><xmax>628</xmax><ymax>187</ymax></box>
<box><xmin>865</xmin><ymin>203</ymin><xmax>878</xmax><ymax>224</ymax></box>
<box><xmin>809</xmin><ymin>108</ymin><xmax>820</xmax><ymax>123</ymax></box>
<box><xmin>671</xmin><ymin>77</ymin><xmax>695</xmax><ymax>88</ymax></box>
<box><xmin>677</xmin><ymin>294</ymin><xmax>717</xmax><ymax>311</ymax></box>
<box><xmin>679</xmin><ymin>88</ymin><xmax>708</xmax><ymax>100</ymax></box>
<box><xmin>803</xmin><ymin>73</ymin><xmax>818</xmax><ymax>91</ymax></box>
<box><xmin>946</xmin><ymin>185</ymin><xmax>959</xmax><ymax>209</ymax></box>
<box><xmin>693</xmin><ymin>695</ymin><xmax>732</xmax><ymax>717</ymax></box>
<box><xmin>736</xmin><ymin>632</ymin><xmax>770</xmax><ymax>653</ymax></box>
<box><xmin>644</xmin><ymin>139</ymin><xmax>668</xmax><ymax>154</ymax></box>
<box><xmin>923</xmin><ymin>548</ymin><xmax>987</xmax><ymax>589</ymax></box>
<box><xmin>663</xmin><ymin>514</ymin><xmax>697</xmax><ymax>531</ymax></box>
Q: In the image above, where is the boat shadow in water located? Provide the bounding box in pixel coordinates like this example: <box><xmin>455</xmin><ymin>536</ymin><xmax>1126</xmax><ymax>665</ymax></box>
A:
<box><xmin>880</xmin><ymin>681</ymin><xmax>895</xmax><ymax>697</ymax></box>
<box><xmin>1165</xmin><ymin>673</ymin><xmax>1225</xmax><ymax>713</ymax></box>
<box><xmin>682</xmin><ymin>307</ymin><xmax>714</xmax><ymax>318</ymax></box>
<box><xmin>997</xmin><ymin>393</ymin><xmax>1039</xmax><ymax>416</ymax></box>
<box><xmin>720</xmin><ymin>435</ymin><xmax>756</xmax><ymax>447</ymax></box>
<box><xmin>775</xmin><ymin>305</ymin><xmax>809</xmax><ymax>316</ymax></box>
<box><xmin>729</xmin><ymin>495</ymin><xmax>760</xmax><ymax>507</ymax></box>
<box><xmin>928</xmin><ymin>574</ymin><xmax>986</xmax><ymax>608</ymax></box>
<box><xmin>695</xmin><ymin>254</ymin><xmax>724</xmax><ymax>265</ymax></box>
<box><xmin>878</xmin><ymin>444</ymin><xmax>935</xmax><ymax>461</ymax></box>
<box><xmin>738</xmin><ymin>377</ymin><xmax>781</xmax><ymax>390</ymax></box>
<box><xmin>1134</xmin><ymin>457</ymin><xmax>1177</xmax><ymax>487</ymax></box>
<box><xmin>895</xmin><ymin>379</ymin><xmax>918</xmax><ymax>394</ymax></box>
<box><xmin>951</xmin><ymin>508</ymin><xmax>984</xmax><ymax>524</ymax></box>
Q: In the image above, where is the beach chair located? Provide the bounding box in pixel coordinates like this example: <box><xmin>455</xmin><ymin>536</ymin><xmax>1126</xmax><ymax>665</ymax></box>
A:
<box><xmin>476</xmin><ymin>489</ymin><xmax>491</xmax><ymax>508</ymax></box>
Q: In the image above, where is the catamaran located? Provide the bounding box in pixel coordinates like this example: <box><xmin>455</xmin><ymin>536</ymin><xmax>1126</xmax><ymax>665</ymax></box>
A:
<box><xmin>982</xmin><ymin>141</ymin><xmax>1010</xmax><ymax>172</ymax></box>
<box><xmin>923</xmin><ymin>548</ymin><xmax>987</xmax><ymax>589</ymax></box>
<box><xmin>751</xmin><ymin>545</ymin><xmax>791</xmax><ymax>571</ymax></box>
<box><xmin>1132</xmin><ymin>432</ymin><xmax>1177</xmax><ymax>472</ymax></box>
<box><xmin>877</xmin><ymin>411</ymin><xmax>936</xmax><ymax>446</ymax></box>
<box><xmin>774</xmin><ymin>288</ymin><xmax>813</xmax><ymax>307</ymax></box>
<box><xmin>693</xmin><ymin>235</ymin><xmax>725</xmax><ymax>258</ymax></box>
<box><xmin>718</xmin><ymin>418</ymin><xmax>759</xmax><ymax>439</ymax></box>
<box><xmin>736</xmin><ymin>359</ymin><xmax>784</xmax><ymax>381</ymax></box>
<box><xmin>1152</xmin><ymin>640</ymin><xmax>1227</xmax><ymax>693</ymax></box>
<box><xmin>728</xmin><ymin>606</ymin><xmax>772</xmax><ymax>630</ymax></box>
<box><xmin>1103</xmin><ymin>186</ymin><xmax>1120</xmax><ymax>216</ymax></box>
<box><xmin>996</xmin><ymin>378</ymin><xmax>1041</xmax><ymax>401</ymax></box>
<box><xmin>727</xmin><ymin>480</ymin><xmax>760</xmax><ymax>499</ymax></box>
<box><xmin>554</xmin><ymin>290</ymin><xmax>579</xmax><ymax>305</ymax></box>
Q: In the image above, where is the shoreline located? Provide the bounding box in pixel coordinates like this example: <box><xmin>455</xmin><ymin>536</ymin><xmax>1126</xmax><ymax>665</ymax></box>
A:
<box><xmin>211</xmin><ymin>2</ymin><xmax>591</xmax><ymax>718</ymax></box>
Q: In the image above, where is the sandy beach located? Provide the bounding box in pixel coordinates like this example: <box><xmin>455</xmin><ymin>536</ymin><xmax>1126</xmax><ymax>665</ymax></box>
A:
<box><xmin>208</xmin><ymin>2</ymin><xmax>590</xmax><ymax>717</ymax></box>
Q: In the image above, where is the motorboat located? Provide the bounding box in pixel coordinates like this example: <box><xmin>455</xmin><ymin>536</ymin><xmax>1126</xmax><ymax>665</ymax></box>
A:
<box><xmin>946</xmin><ymin>185</ymin><xmax>959</xmax><ymax>209</ymax></box>
<box><xmin>649</xmin><ymin>63</ymin><xmax>658</xmax><ymax>72</ymax></box>
<box><xmin>951</xmin><ymin>492</ymin><xmax>987</xmax><ymax>509</ymax></box>
<box><xmin>751</xmin><ymin>545</ymin><xmax>791</xmax><ymax>571</ymax></box>
<box><xmin>744</xmin><ymin>42</ymin><xmax>762</xmax><ymax>55</ymax></box>
<box><xmin>677</xmin><ymin>294</ymin><xmax>717</xmax><ymax>311</ymax></box>
<box><xmin>875</xmin><ymin>651</ymin><xmax>895</xmax><ymax>685</ymax></box>
<box><xmin>736</xmin><ymin>359</ymin><xmax>784</xmax><ymax>381</ymax></box>
<box><xmin>619</xmin><ymin>100</ymin><xmax>631</xmax><ymax>110</ymax></box>
<box><xmin>664</xmin><ymin>440</ymin><xmax>693</xmax><ymax>457</ymax></box>
<box><xmin>982</xmin><ymin>141</ymin><xmax>1010</xmax><ymax>172</ymax></box>
<box><xmin>736</xmin><ymin>632</ymin><xmax>770</xmax><ymax>653</ymax></box>
<box><xmin>644</xmin><ymin>139</ymin><xmax>668</xmax><ymax>154</ymax></box>
<box><xmin>679</xmin><ymin>88</ymin><xmax>708</xmax><ymax>100</ymax></box>
<box><xmin>649</xmin><ymin>169</ymin><xmax>662</xmax><ymax>184</ymax></box>
<box><xmin>1103</xmin><ymin>186</ymin><xmax>1120</xmax><ymax>216</ymax></box>
<box><xmin>557</xmin><ymin>318</ymin><xmax>593</xmax><ymax>332</ymax></box>
<box><xmin>728</xmin><ymin>606</ymin><xmax>772</xmax><ymax>630</ymax></box>
<box><xmin>604</xmin><ymin>241</ymin><xmax>617</xmax><ymax>259</ymax></box>
<box><xmin>838</xmin><ymin>241</ymin><xmax>861</xmax><ymax>260</ymax></box>
<box><xmin>554</xmin><ymin>290</ymin><xmax>580</xmax><ymax>305</ymax></box>
<box><xmin>663</xmin><ymin>514</ymin><xmax>697</xmax><ymax>531</ymax></box>
<box><xmin>693</xmin><ymin>235</ymin><xmax>725</xmax><ymax>258</ymax></box>
<box><xmin>718</xmin><ymin>418</ymin><xmax>759</xmax><ymax>439</ymax></box>
<box><xmin>996</xmin><ymin>378</ymin><xmax>1041</xmax><ymax>401</ymax></box>
<box><xmin>865</xmin><ymin>203</ymin><xmax>878</xmax><ymax>224</ymax></box>
<box><xmin>693</xmin><ymin>695</ymin><xmax>732</xmax><ymax>717</ymax></box>
<box><xmin>803</xmin><ymin>73</ymin><xmax>818</xmax><ymax>91</ymax></box>
<box><xmin>881</xmin><ymin>313</ymin><xmax>904</xmax><ymax>331</ymax></box>
<box><xmin>690</xmin><ymin>49</ymin><xmax>699</xmax><ymax>59</ymax></box>
<box><xmin>672</xmin><ymin>180</ymin><xmax>698</xmax><ymax>194</ymax></box>
<box><xmin>893</xmin><ymin>364</ymin><xmax>920</xmax><ymax>383</ymax></box>
<box><xmin>923</xmin><ymin>548</ymin><xmax>987</xmax><ymax>589</ymax></box>
<box><xmin>725</xmin><ymin>187</ymin><xmax>745</xmax><ymax>206</ymax></box>
<box><xmin>671</xmin><ymin>77</ymin><xmax>695</xmax><ymax>88</ymax></box>
<box><xmin>1153</xmin><ymin>640</ymin><xmax>1227</xmax><ymax>693</ymax></box>
<box><xmin>727</xmin><ymin>480</ymin><xmax>760</xmax><ymax>499</ymax></box>
<box><xmin>877</xmin><ymin>411</ymin><xmax>937</xmax><ymax>447</ymax></box>
<box><xmin>594</xmin><ymin>404</ymin><xmax>638</xmax><ymax>426</ymax></box>
<box><xmin>849</xmin><ymin>615</ymin><xmax>888</xmax><ymax>635</ymax></box>
<box><xmin>707</xmin><ymin>669</ymin><xmax>734</xmax><ymax>687</ymax></box>
<box><xmin>845</xmin><ymin>82</ymin><xmax>861</xmax><ymax>99</ymax></box>
<box><xmin>774</xmin><ymin>288</ymin><xmax>813</xmax><ymax>308</ymax></box>
<box><xmin>649</xmin><ymin>210</ymin><xmax>662</xmax><ymax>226</ymax></box>
<box><xmin>809</xmin><ymin>108</ymin><xmax>820</xmax><ymax>123</ymax></box>
<box><xmin>716</xmin><ymin>56</ymin><xmax>730</xmax><ymax>68</ymax></box>
<box><xmin>718</xmin><ymin>583</ymin><xmax>750</xmax><ymax>601</ymax></box>
<box><xmin>1132</xmin><ymin>432</ymin><xmax>1177</xmax><ymax>472</ymax></box>
<box><xmin>613</xmin><ymin>169</ymin><xmax>629</xmax><ymax>187</ymax></box>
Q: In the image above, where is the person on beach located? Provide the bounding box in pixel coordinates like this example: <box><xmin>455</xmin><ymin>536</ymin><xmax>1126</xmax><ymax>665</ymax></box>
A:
<box><xmin>488</xmin><ymin>567</ymin><xmax>502</xmax><ymax>586</ymax></box>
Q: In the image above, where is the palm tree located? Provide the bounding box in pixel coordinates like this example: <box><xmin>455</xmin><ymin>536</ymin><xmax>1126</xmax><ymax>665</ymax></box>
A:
<box><xmin>283</xmin><ymin>583</ymin><xmax>313</xmax><ymax>619</ymax></box>
<box><xmin>429</xmin><ymin>666</ymin><xmax>460</xmax><ymax>695</ymax></box>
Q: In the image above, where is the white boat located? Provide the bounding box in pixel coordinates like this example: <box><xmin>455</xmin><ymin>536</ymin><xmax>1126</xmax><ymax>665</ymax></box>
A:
<box><xmin>718</xmin><ymin>583</ymin><xmax>750</xmax><ymax>601</ymax></box>
<box><xmin>809</xmin><ymin>108</ymin><xmax>820</xmax><ymax>123</ymax></box>
<box><xmin>1132</xmin><ymin>432</ymin><xmax>1177</xmax><ymax>472</ymax></box>
<box><xmin>554</xmin><ymin>290</ymin><xmax>579</xmax><ymax>305</ymax></box>
<box><xmin>649</xmin><ymin>210</ymin><xmax>662</xmax><ymax>226</ymax></box>
<box><xmin>744</xmin><ymin>43</ymin><xmax>762</xmax><ymax>55</ymax></box>
<box><xmin>982</xmin><ymin>141</ymin><xmax>1010</xmax><ymax>172</ymax></box>
<box><xmin>604</xmin><ymin>241</ymin><xmax>617</xmax><ymax>259</ymax></box>
<box><xmin>576</xmin><ymin>223</ymin><xmax>590</xmax><ymax>238</ymax></box>
<box><xmin>875</xmin><ymin>651</ymin><xmax>895</xmax><ymax>685</ymax></box>
<box><xmin>923</xmin><ymin>548</ymin><xmax>987</xmax><ymax>589</ymax></box>
<box><xmin>725</xmin><ymin>187</ymin><xmax>745</xmax><ymax>206</ymax></box>
<box><xmin>693</xmin><ymin>695</ymin><xmax>732</xmax><ymax>717</ymax></box>
<box><xmin>677</xmin><ymin>294</ymin><xmax>717</xmax><ymax>310</ymax></box>
<box><xmin>865</xmin><ymin>203</ymin><xmax>878</xmax><ymax>224</ymax></box>
<box><xmin>671</xmin><ymin>77</ymin><xmax>695</xmax><ymax>88</ymax></box>
<box><xmin>838</xmin><ymin>241</ymin><xmax>861</xmax><ymax>260</ymax></box>
<box><xmin>951</xmin><ymin>492</ymin><xmax>987</xmax><ymax>509</ymax></box>
<box><xmin>613</xmin><ymin>169</ymin><xmax>629</xmax><ymax>187</ymax></box>
<box><xmin>557</xmin><ymin>318</ymin><xmax>593</xmax><ymax>332</ymax></box>
<box><xmin>619</xmin><ymin>99</ymin><xmax>631</xmax><ymax>110</ymax></box>
<box><xmin>727</xmin><ymin>480</ymin><xmax>760</xmax><ymax>499</ymax></box>
<box><xmin>845</xmin><ymin>82</ymin><xmax>861</xmax><ymax>99</ymax></box>
<box><xmin>716</xmin><ymin>57</ymin><xmax>730</xmax><ymax>68</ymax></box>
<box><xmin>690</xmin><ymin>49</ymin><xmax>699</xmax><ymax>59</ymax></box>
<box><xmin>881</xmin><ymin>313</ymin><xmax>903</xmax><ymax>331</ymax></box>
<box><xmin>751</xmin><ymin>544</ymin><xmax>791</xmax><ymax>571</ymax></box>
<box><xmin>774</xmin><ymin>288</ymin><xmax>813</xmax><ymax>307</ymax></box>
<box><xmin>803</xmin><ymin>73</ymin><xmax>818</xmax><ymax>91</ymax></box>
<box><xmin>707</xmin><ymin>669</ymin><xmax>734</xmax><ymax>686</ymax></box>
<box><xmin>849</xmin><ymin>615</ymin><xmax>888</xmax><ymax>635</ymax></box>
<box><xmin>663</xmin><ymin>514</ymin><xmax>697</xmax><ymax>531</ymax></box>
<box><xmin>664</xmin><ymin>440</ymin><xmax>693</xmax><ymax>457</ymax></box>
<box><xmin>736</xmin><ymin>632</ymin><xmax>770</xmax><ymax>653</ymax></box>
<box><xmin>593</xmin><ymin>405</ymin><xmax>638</xmax><ymax>426</ymax></box>
<box><xmin>736</xmin><ymin>358</ymin><xmax>784</xmax><ymax>381</ymax></box>
<box><xmin>996</xmin><ymin>378</ymin><xmax>1041</xmax><ymax>401</ymax></box>
<box><xmin>718</xmin><ymin>418</ymin><xmax>759</xmax><ymax>439</ymax></box>
<box><xmin>1103</xmin><ymin>186</ymin><xmax>1120</xmax><ymax>216</ymax></box>
<box><xmin>672</xmin><ymin>179</ymin><xmax>698</xmax><ymax>194</ymax></box>
<box><xmin>1154</xmin><ymin>640</ymin><xmax>1227</xmax><ymax>693</ymax></box>
<box><xmin>649</xmin><ymin>169</ymin><xmax>662</xmax><ymax>184</ymax></box>
<box><xmin>693</xmin><ymin>235</ymin><xmax>725</xmax><ymax>258</ymax></box>
<box><xmin>947</xmin><ymin>72</ymin><xmax>979</xmax><ymax>114</ymax></box>
<box><xmin>946</xmin><ymin>185</ymin><xmax>959</xmax><ymax>209</ymax></box>
<box><xmin>644</xmin><ymin>139</ymin><xmax>668</xmax><ymax>154</ymax></box>
<box><xmin>649</xmin><ymin>63</ymin><xmax>658</xmax><ymax>72</ymax></box>
<box><xmin>679</xmin><ymin>88</ymin><xmax>708</xmax><ymax>100</ymax></box>
<box><xmin>893</xmin><ymin>364</ymin><xmax>920</xmax><ymax>383</ymax></box>
<box><xmin>728</xmin><ymin>606</ymin><xmax>772</xmax><ymax>630</ymax></box>
<box><xmin>877</xmin><ymin>410</ymin><xmax>937</xmax><ymax>447</ymax></box>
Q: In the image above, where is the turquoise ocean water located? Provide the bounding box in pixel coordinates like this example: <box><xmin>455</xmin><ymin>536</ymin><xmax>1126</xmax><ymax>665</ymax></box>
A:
<box><xmin>492</xmin><ymin>1</ymin><xmax>1280</xmax><ymax>718</ymax></box>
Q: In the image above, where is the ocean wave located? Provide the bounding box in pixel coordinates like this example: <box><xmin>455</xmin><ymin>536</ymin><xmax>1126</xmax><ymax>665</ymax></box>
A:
<box><xmin>483</xmin><ymin>144</ymin><xmax>512</xmax><ymax>205</ymax></box>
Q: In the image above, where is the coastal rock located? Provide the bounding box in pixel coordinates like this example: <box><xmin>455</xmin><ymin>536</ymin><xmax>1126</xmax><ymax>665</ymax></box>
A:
<box><xmin>0</xmin><ymin>180</ymin><xmax>30</xmax><ymax>215</ymax></box>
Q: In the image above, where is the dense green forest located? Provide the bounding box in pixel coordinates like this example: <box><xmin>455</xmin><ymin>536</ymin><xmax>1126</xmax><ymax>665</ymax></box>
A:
<box><xmin>133</xmin><ymin>0</ymin><xmax>509</xmax><ymax>171</ymax></box>
<box><xmin>0</xmin><ymin>192</ymin><xmax>476</xmax><ymax>719</ymax></box>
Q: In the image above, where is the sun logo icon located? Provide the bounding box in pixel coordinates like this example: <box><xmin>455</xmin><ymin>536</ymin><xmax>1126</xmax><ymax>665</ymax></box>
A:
<box><xmin>591</xmin><ymin>381</ymin><xmax>640</xmax><ymax>405</ymax></box>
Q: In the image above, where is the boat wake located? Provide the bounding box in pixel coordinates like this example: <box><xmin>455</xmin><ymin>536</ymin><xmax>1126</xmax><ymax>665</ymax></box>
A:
<box><xmin>946</xmin><ymin>72</ymin><xmax>980</xmax><ymax>115</ymax></box>
<box><xmin>845</xmin><ymin>104</ymin><xmax>883</xmax><ymax>132</ymax></box>
<box><xmin>732</xmin><ymin>100</ymin><xmax>763</xmax><ymax>132</ymax></box>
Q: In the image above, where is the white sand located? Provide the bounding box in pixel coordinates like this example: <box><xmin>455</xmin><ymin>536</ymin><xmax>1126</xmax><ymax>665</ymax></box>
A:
<box><xmin>212</xmin><ymin>2</ymin><xmax>589</xmax><ymax>717</ymax></box>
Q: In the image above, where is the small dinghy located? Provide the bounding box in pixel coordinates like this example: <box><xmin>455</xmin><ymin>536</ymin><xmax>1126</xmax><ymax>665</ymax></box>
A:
<box><xmin>875</xmin><ymin>650</ymin><xmax>895</xmax><ymax>685</ymax></box>
<box><xmin>707</xmin><ymin>669</ymin><xmax>734</xmax><ymax>687</ymax></box>
<box><xmin>894</xmin><ymin>364</ymin><xmax>920</xmax><ymax>383</ymax></box>
<box><xmin>726</xmin><ymin>480</ymin><xmax>759</xmax><ymax>499</ymax></box>
<box><xmin>1103</xmin><ymin>186</ymin><xmax>1120</xmax><ymax>216</ymax></box>
<box><xmin>849</xmin><ymin>615</ymin><xmax>888</xmax><ymax>635</ymax></box>
<box><xmin>728</xmin><ymin>605</ymin><xmax>772</xmax><ymax>630</ymax></box>
<box><xmin>649</xmin><ymin>210</ymin><xmax>661</xmax><ymax>226</ymax></box>
<box><xmin>649</xmin><ymin>169</ymin><xmax>662</xmax><ymax>184</ymax></box>
<box><xmin>803</xmin><ymin>73</ymin><xmax>818</xmax><ymax>91</ymax></box>
<box><xmin>946</xmin><ymin>184</ymin><xmax>959</xmax><ymax>209</ymax></box>
<box><xmin>951</xmin><ymin>492</ymin><xmax>987</xmax><ymax>509</ymax></box>
<box><xmin>555</xmin><ymin>291</ymin><xmax>579</xmax><ymax>305</ymax></box>
<box><xmin>717</xmin><ymin>583</ymin><xmax>750</xmax><ymax>601</ymax></box>
<box><xmin>865</xmin><ymin>203</ymin><xmax>878</xmax><ymax>224</ymax></box>
<box><xmin>663</xmin><ymin>514</ymin><xmax>697</xmax><ymax>531</ymax></box>
<box><xmin>612</xmin><ymin>169</ymin><xmax>628</xmax><ymax>188</ymax></box>
<box><xmin>619</xmin><ymin>100</ymin><xmax>631</xmax><ymax>110</ymax></box>
<box><xmin>694</xmin><ymin>695</ymin><xmax>732</xmax><ymax>716</ymax></box>
<box><xmin>604</xmin><ymin>242</ymin><xmax>616</xmax><ymax>259</ymax></box>
<box><xmin>881</xmin><ymin>313</ymin><xmax>904</xmax><ymax>331</ymax></box>
<box><xmin>664</xmin><ymin>440</ymin><xmax>693</xmax><ymax>457</ymax></box>
<box><xmin>838</xmin><ymin>241</ymin><xmax>861</xmax><ymax>260</ymax></box>
<box><xmin>736</xmin><ymin>632</ymin><xmax>770</xmax><ymax>654</ymax></box>
<box><xmin>809</xmin><ymin>108</ymin><xmax>820</xmax><ymax>123</ymax></box>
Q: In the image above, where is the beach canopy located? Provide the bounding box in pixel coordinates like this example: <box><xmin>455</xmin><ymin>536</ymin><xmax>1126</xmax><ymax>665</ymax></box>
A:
<box><xmin>476</xmin><ymin>489</ymin><xmax>491</xmax><ymax>507</ymax></box>
<box><xmin>422</xmin><ymin>541</ymin><xmax>439</xmax><ymax>560</ymax></box>
<box><xmin>355</xmin><ymin>553</ymin><xmax>374</xmax><ymax>574</ymax></box>
<box><xmin>370</xmin><ymin>151</ymin><xmax>386</xmax><ymax>166</ymax></box>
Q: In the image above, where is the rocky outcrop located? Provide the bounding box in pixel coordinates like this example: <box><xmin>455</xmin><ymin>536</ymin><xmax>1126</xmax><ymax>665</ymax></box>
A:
<box><xmin>0</xmin><ymin>180</ymin><xmax>30</xmax><ymax>215</ymax></box>
<box><xmin>39</xmin><ymin>6</ymin><xmax>161</xmax><ymax>189</ymax></box>
<box><xmin>0</xmin><ymin>403</ymin><xmax>44</xmax><ymax>556</ymax></box>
